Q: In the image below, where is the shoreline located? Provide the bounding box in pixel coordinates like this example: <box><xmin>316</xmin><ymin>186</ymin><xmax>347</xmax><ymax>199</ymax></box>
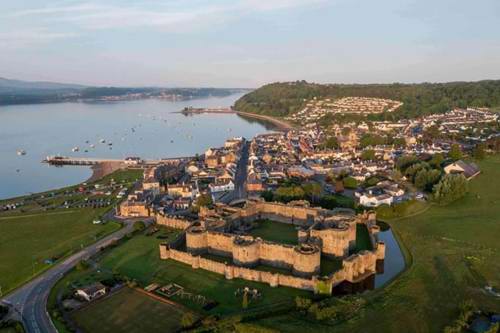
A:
<box><xmin>234</xmin><ymin>111</ymin><xmax>295</xmax><ymax>130</ymax></box>
<box><xmin>86</xmin><ymin>161</ymin><xmax>126</xmax><ymax>183</ymax></box>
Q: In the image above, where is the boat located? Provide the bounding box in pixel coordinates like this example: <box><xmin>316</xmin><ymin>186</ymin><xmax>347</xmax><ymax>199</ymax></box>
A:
<box><xmin>108</xmin><ymin>142</ymin><xmax>113</xmax><ymax>146</ymax></box>
<box><xmin>100</xmin><ymin>139</ymin><xmax>106</xmax><ymax>143</ymax></box>
<box><xmin>16</xmin><ymin>149</ymin><xmax>26</xmax><ymax>156</ymax></box>
<box><xmin>72</xmin><ymin>147</ymin><xmax>80</xmax><ymax>152</ymax></box>
<box><xmin>89</xmin><ymin>144</ymin><xmax>95</xmax><ymax>148</ymax></box>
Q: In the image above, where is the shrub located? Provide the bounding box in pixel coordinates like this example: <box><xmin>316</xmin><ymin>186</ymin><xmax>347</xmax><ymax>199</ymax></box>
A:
<box><xmin>181</xmin><ymin>312</ymin><xmax>196</xmax><ymax>328</ymax></box>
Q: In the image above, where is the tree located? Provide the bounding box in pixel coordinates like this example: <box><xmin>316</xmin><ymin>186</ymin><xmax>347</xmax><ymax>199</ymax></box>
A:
<box><xmin>302</xmin><ymin>183</ymin><xmax>322</xmax><ymax>203</ymax></box>
<box><xmin>432</xmin><ymin>174</ymin><xmax>468</xmax><ymax>204</ymax></box>
<box><xmin>260</xmin><ymin>190</ymin><xmax>274</xmax><ymax>202</ymax></box>
<box><xmin>133</xmin><ymin>221</ymin><xmax>146</xmax><ymax>232</ymax></box>
<box><xmin>196</xmin><ymin>193</ymin><xmax>213</xmax><ymax>208</ymax></box>
<box><xmin>396</xmin><ymin>154</ymin><xmax>419</xmax><ymax>172</ymax></box>
<box><xmin>322</xmin><ymin>137</ymin><xmax>338</xmax><ymax>149</ymax></box>
<box><xmin>181</xmin><ymin>313</ymin><xmax>196</xmax><ymax>328</ymax></box>
<box><xmin>429</xmin><ymin>153</ymin><xmax>444</xmax><ymax>169</ymax></box>
<box><xmin>473</xmin><ymin>143</ymin><xmax>486</xmax><ymax>160</ymax></box>
<box><xmin>405</xmin><ymin>162</ymin><xmax>429</xmax><ymax>182</ymax></box>
<box><xmin>414</xmin><ymin>169</ymin><xmax>442</xmax><ymax>192</ymax></box>
<box><xmin>360</xmin><ymin>149</ymin><xmax>376</xmax><ymax>161</ymax></box>
<box><xmin>343</xmin><ymin>176</ymin><xmax>358</xmax><ymax>189</ymax></box>
<box><xmin>449</xmin><ymin>143</ymin><xmax>462</xmax><ymax>161</ymax></box>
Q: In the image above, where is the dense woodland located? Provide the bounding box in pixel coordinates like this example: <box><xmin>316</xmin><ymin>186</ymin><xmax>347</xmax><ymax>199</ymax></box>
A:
<box><xmin>234</xmin><ymin>80</ymin><xmax>500</xmax><ymax>121</ymax></box>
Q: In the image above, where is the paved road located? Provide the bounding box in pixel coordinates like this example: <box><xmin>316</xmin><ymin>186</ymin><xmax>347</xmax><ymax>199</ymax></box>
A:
<box><xmin>219</xmin><ymin>141</ymin><xmax>249</xmax><ymax>204</ymax></box>
<box><xmin>1</xmin><ymin>219</ymin><xmax>142</xmax><ymax>333</ymax></box>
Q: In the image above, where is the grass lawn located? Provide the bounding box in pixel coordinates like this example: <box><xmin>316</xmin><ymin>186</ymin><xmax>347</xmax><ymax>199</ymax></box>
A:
<box><xmin>249</xmin><ymin>219</ymin><xmax>298</xmax><ymax>245</ymax></box>
<box><xmin>97</xmin><ymin>234</ymin><xmax>309</xmax><ymax>316</ymax></box>
<box><xmin>72</xmin><ymin>287</ymin><xmax>187</xmax><ymax>333</ymax></box>
<box><xmin>0</xmin><ymin>169</ymin><xmax>140</xmax><ymax>294</ymax></box>
<box><xmin>253</xmin><ymin>154</ymin><xmax>500</xmax><ymax>332</ymax></box>
<box><xmin>0</xmin><ymin>208</ymin><xmax>119</xmax><ymax>294</ymax></box>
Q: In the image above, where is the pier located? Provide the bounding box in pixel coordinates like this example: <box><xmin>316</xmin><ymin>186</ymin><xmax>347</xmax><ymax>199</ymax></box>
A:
<box><xmin>42</xmin><ymin>156</ymin><xmax>194</xmax><ymax>166</ymax></box>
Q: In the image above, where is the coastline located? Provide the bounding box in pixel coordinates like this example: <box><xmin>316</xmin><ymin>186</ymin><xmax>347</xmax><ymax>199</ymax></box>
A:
<box><xmin>86</xmin><ymin>161</ymin><xmax>126</xmax><ymax>183</ymax></box>
<box><xmin>234</xmin><ymin>111</ymin><xmax>295</xmax><ymax>130</ymax></box>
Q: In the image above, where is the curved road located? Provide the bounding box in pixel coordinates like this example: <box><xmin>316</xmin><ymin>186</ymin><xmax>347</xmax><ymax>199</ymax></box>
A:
<box><xmin>1</xmin><ymin>219</ymin><xmax>141</xmax><ymax>333</ymax></box>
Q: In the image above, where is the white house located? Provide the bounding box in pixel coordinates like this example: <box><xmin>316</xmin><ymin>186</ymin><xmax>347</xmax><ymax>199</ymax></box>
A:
<box><xmin>209</xmin><ymin>179</ymin><xmax>235</xmax><ymax>193</ymax></box>
<box><xmin>75</xmin><ymin>282</ymin><xmax>107</xmax><ymax>302</ymax></box>
<box><xmin>359</xmin><ymin>193</ymin><xmax>393</xmax><ymax>207</ymax></box>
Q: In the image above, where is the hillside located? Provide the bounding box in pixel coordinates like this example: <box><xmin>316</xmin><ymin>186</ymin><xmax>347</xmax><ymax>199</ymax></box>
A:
<box><xmin>233</xmin><ymin>80</ymin><xmax>500</xmax><ymax>121</ymax></box>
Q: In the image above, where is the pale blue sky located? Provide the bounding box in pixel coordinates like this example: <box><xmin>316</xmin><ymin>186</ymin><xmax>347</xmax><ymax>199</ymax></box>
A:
<box><xmin>1</xmin><ymin>0</ymin><xmax>499</xmax><ymax>87</ymax></box>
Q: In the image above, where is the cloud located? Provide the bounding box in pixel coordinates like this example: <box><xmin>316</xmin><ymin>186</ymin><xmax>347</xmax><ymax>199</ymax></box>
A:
<box><xmin>6</xmin><ymin>0</ymin><xmax>328</xmax><ymax>32</ymax></box>
<box><xmin>0</xmin><ymin>29</ymin><xmax>78</xmax><ymax>48</ymax></box>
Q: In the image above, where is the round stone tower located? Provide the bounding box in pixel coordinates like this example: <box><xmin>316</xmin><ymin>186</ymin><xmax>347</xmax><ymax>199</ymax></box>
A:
<box><xmin>186</xmin><ymin>226</ymin><xmax>208</xmax><ymax>255</ymax></box>
<box><xmin>292</xmin><ymin>244</ymin><xmax>321</xmax><ymax>277</ymax></box>
<box><xmin>232</xmin><ymin>236</ymin><xmax>260</xmax><ymax>267</ymax></box>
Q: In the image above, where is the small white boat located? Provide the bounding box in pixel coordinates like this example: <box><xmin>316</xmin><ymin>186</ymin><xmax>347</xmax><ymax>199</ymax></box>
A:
<box><xmin>89</xmin><ymin>144</ymin><xmax>95</xmax><ymax>148</ymax></box>
<box><xmin>16</xmin><ymin>149</ymin><xmax>27</xmax><ymax>156</ymax></box>
<box><xmin>72</xmin><ymin>147</ymin><xmax>80</xmax><ymax>152</ymax></box>
<box><xmin>100</xmin><ymin>139</ymin><xmax>106</xmax><ymax>143</ymax></box>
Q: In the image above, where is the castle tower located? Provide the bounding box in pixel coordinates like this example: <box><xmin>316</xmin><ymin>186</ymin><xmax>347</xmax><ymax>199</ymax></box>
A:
<box><xmin>292</xmin><ymin>244</ymin><xmax>321</xmax><ymax>277</ymax></box>
<box><xmin>232</xmin><ymin>236</ymin><xmax>260</xmax><ymax>267</ymax></box>
<box><xmin>186</xmin><ymin>226</ymin><xmax>208</xmax><ymax>255</ymax></box>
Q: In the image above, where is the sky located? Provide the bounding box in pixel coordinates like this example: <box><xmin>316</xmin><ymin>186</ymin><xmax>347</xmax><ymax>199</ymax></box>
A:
<box><xmin>0</xmin><ymin>0</ymin><xmax>499</xmax><ymax>88</ymax></box>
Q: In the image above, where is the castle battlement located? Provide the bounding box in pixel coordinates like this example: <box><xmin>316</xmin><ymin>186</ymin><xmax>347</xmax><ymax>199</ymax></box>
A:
<box><xmin>157</xmin><ymin>200</ymin><xmax>386</xmax><ymax>294</ymax></box>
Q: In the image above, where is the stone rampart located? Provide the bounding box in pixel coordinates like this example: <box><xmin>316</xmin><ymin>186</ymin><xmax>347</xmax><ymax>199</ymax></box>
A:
<box><xmin>156</xmin><ymin>213</ymin><xmax>192</xmax><ymax>230</ymax></box>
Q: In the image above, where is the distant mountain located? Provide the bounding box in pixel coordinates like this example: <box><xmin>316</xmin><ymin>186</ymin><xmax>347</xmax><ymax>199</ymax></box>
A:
<box><xmin>0</xmin><ymin>77</ymin><xmax>86</xmax><ymax>94</ymax></box>
<box><xmin>0</xmin><ymin>77</ymin><xmax>247</xmax><ymax>106</ymax></box>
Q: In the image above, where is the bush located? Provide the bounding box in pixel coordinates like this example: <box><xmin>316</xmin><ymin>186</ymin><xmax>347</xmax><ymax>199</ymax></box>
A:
<box><xmin>181</xmin><ymin>312</ymin><xmax>196</xmax><ymax>328</ymax></box>
<box><xmin>75</xmin><ymin>260</ymin><xmax>90</xmax><ymax>271</ymax></box>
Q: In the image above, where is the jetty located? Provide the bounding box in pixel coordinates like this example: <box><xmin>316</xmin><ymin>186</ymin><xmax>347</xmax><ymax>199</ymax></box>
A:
<box><xmin>42</xmin><ymin>156</ymin><xmax>194</xmax><ymax>166</ymax></box>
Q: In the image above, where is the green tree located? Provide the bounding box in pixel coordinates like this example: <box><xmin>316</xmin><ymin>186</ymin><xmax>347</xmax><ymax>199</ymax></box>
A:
<box><xmin>432</xmin><ymin>174</ymin><xmax>468</xmax><ymax>204</ymax></box>
<box><xmin>414</xmin><ymin>169</ymin><xmax>442</xmax><ymax>192</ymax></box>
<box><xmin>429</xmin><ymin>153</ymin><xmax>445</xmax><ymax>169</ymax></box>
<box><xmin>196</xmin><ymin>193</ymin><xmax>213</xmax><ymax>208</ymax></box>
<box><xmin>473</xmin><ymin>143</ymin><xmax>486</xmax><ymax>160</ymax></box>
<box><xmin>133</xmin><ymin>221</ymin><xmax>146</xmax><ymax>232</ymax></box>
<box><xmin>360</xmin><ymin>149</ymin><xmax>376</xmax><ymax>161</ymax></box>
<box><xmin>302</xmin><ymin>183</ymin><xmax>322</xmax><ymax>203</ymax></box>
<box><xmin>396</xmin><ymin>154</ymin><xmax>419</xmax><ymax>172</ymax></box>
<box><xmin>322</xmin><ymin>137</ymin><xmax>339</xmax><ymax>149</ymax></box>
<box><xmin>449</xmin><ymin>143</ymin><xmax>463</xmax><ymax>161</ymax></box>
<box><xmin>343</xmin><ymin>176</ymin><xmax>358</xmax><ymax>189</ymax></box>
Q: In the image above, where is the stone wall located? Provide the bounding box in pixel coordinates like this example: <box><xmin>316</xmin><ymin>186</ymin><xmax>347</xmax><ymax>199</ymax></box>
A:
<box><xmin>156</xmin><ymin>214</ymin><xmax>192</xmax><ymax>230</ymax></box>
<box><xmin>159</xmin><ymin>242</ymin><xmax>379</xmax><ymax>294</ymax></box>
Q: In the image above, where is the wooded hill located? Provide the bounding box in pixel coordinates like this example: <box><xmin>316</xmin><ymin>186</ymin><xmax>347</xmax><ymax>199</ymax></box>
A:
<box><xmin>234</xmin><ymin>80</ymin><xmax>500</xmax><ymax>121</ymax></box>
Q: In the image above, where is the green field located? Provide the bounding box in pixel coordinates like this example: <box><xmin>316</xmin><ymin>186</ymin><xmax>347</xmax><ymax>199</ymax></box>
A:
<box><xmin>0</xmin><ymin>169</ymin><xmax>141</xmax><ymax>294</ymax></box>
<box><xmin>253</xmin><ymin>155</ymin><xmax>500</xmax><ymax>332</ymax></box>
<box><xmin>72</xmin><ymin>287</ymin><xmax>186</xmax><ymax>333</ymax></box>
<box><xmin>249</xmin><ymin>219</ymin><xmax>298</xmax><ymax>244</ymax></box>
<box><xmin>96</xmin><ymin>234</ymin><xmax>309</xmax><ymax>315</ymax></box>
<box><xmin>0</xmin><ymin>208</ymin><xmax>119</xmax><ymax>293</ymax></box>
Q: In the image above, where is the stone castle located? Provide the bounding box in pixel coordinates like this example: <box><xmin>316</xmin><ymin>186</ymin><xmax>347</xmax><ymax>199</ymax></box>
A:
<box><xmin>157</xmin><ymin>200</ymin><xmax>385</xmax><ymax>294</ymax></box>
